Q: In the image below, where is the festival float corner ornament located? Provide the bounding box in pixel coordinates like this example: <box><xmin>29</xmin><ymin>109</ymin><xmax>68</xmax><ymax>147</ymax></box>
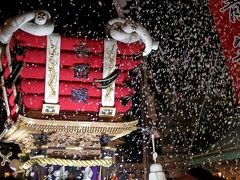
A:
<box><xmin>0</xmin><ymin>9</ymin><xmax>54</xmax><ymax>175</ymax></box>
<box><xmin>0</xmin><ymin>151</ymin><xmax>24</xmax><ymax>175</ymax></box>
<box><xmin>0</xmin><ymin>9</ymin><xmax>54</xmax><ymax>44</ymax></box>
<box><xmin>0</xmin><ymin>9</ymin><xmax>54</xmax><ymax>136</ymax></box>
<box><xmin>106</xmin><ymin>17</ymin><xmax>159</xmax><ymax>56</ymax></box>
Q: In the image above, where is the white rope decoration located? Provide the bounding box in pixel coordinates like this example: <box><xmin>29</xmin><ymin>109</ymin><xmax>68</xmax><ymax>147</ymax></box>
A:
<box><xmin>106</xmin><ymin>18</ymin><xmax>159</xmax><ymax>56</ymax></box>
<box><xmin>0</xmin><ymin>10</ymin><xmax>54</xmax><ymax>44</ymax></box>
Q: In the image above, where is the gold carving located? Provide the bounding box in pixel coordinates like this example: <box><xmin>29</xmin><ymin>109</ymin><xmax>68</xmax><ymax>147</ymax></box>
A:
<box><xmin>104</xmin><ymin>86</ymin><xmax>114</xmax><ymax>102</ymax></box>
<box><xmin>104</xmin><ymin>44</ymin><xmax>116</xmax><ymax>102</ymax></box>
<box><xmin>20</xmin><ymin>135</ymin><xmax>34</xmax><ymax>154</ymax></box>
<box><xmin>47</xmin><ymin>37</ymin><xmax>59</xmax><ymax>98</ymax></box>
<box><xmin>47</xmin><ymin>132</ymin><xmax>100</xmax><ymax>148</ymax></box>
<box><xmin>48</xmin><ymin>149</ymin><xmax>101</xmax><ymax>157</ymax></box>
<box><xmin>106</xmin><ymin>44</ymin><xmax>116</xmax><ymax>74</ymax></box>
<box><xmin>2</xmin><ymin>115</ymin><xmax>137</xmax><ymax>156</ymax></box>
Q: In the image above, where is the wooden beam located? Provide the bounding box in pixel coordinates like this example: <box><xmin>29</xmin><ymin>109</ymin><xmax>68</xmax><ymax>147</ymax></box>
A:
<box><xmin>25</xmin><ymin>110</ymin><xmax>124</xmax><ymax>122</ymax></box>
<box><xmin>189</xmin><ymin>147</ymin><xmax>240</xmax><ymax>165</ymax></box>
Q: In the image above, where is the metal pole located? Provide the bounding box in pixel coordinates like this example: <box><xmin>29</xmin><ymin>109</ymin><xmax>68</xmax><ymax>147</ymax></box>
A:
<box><xmin>140</xmin><ymin>56</ymin><xmax>150</xmax><ymax>180</ymax></box>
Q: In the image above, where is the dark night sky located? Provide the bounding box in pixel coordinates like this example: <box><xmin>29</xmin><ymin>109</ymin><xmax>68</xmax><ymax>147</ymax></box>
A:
<box><xmin>0</xmin><ymin>0</ymin><xmax>118</xmax><ymax>38</ymax></box>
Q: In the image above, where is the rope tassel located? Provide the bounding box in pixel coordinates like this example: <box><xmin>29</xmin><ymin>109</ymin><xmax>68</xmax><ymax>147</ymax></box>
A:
<box><xmin>149</xmin><ymin>133</ymin><xmax>167</xmax><ymax>180</ymax></box>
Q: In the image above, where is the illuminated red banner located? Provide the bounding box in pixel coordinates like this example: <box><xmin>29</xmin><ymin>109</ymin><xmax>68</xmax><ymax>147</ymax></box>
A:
<box><xmin>209</xmin><ymin>0</ymin><xmax>240</xmax><ymax>103</ymax></box>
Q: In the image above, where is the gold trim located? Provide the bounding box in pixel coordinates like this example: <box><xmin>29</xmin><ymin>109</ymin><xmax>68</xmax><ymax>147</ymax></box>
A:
<box><xmin>102</xmin><ymin>146</ymin><xmax>116</xmax><ymax>151</ymax></box>
<box><xmin>18</xmin><ymin>115</ymin><xmax>137</xmax><ymax>135</ymax></box>
<box><xmin>111</xmin><ymin>128</ymin><xmax>138</xmax><ymax>140</ymax></box>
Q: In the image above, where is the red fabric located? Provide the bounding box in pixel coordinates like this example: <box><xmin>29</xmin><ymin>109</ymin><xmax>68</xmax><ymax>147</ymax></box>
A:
<box><xmin>209</xmin><ymin>0</ymin><xmax>240</xmax><ymax>104</ymax></box>
<box><xmin>3</xmin><ymin>65</ymin><xmax>10</xmax><ymax>80</ymax></box>
<box><xmin>9</xmin><ymin>30</ymin><xmax>142</xmax><ymax>114</ymax></box>
<box><xmin>20</xmin><ymin>64</ymin><xmax>129</xmax><ymax>84</ymax></box>
<box><xmin>8</xmin><ymin>92</ymin><xmax>15</xmax><ymax>107</ymax></box>
<box><xmin>6</xmin><ymin>87</ymin><xmax>13</xmax><ymax>95</ymax></box>
<box><xmin>1</xmin><ymin>51</ymin><xmax>9</xmax><ymax>79</ymax></box>
<box><xmin>14</xmin><ymin>30</ymin><xmax>144</xmax><ymax>55</ymax></box>
<box><xmin>19</xmin><ymin>47</ymin><xmax>140</xmax><ymax>70</ymax></box>
<box><xmin>23</xmin><ymin>94</ymin><xmax>131</xmax><ymax>112</ymax></box>
<box><xmin>1</xmin><ymin>53</ymin><xmax>8</xmax><ymax>67</ymax></box>
<box><xmin>10</xmin><ymin>105</ymin><xmax>17</xmax><ymax>118</ymax></box>
<box><xmin>20</xmin><ymin>79</ymin><xmax>135</xmax><ymax>98</ymax></box>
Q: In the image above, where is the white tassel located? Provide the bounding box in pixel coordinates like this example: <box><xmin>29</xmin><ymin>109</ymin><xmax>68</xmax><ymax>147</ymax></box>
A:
<box><xmin>149</xmin><ymin>163</ymin><xmax>167</xmax><ymax>180</ymax></box>
<box><xmin>149</xmin><ymin>134</ymin><xmax>167</xmax><ymax>180</ymax></box>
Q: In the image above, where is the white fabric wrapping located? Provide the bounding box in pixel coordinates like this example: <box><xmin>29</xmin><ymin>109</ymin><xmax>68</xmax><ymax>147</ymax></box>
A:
<box><xmin>44</xmin><ymin>34</ymin><xmax>61</xmax><ymax>104</ymax></box>
<box><xmin>101</xmin><ymin>39</ymin><xmax>117</xmax><ymax>107</ymax></box>
<box><xmin>106</xmin><ymin>18</ymin><xmax>159</xmax><ymax>56</ymax></box>
<box><xmin>0</xmin><ymin>10</ymin><xmax>54</xmax><ymax>44</ymax></box>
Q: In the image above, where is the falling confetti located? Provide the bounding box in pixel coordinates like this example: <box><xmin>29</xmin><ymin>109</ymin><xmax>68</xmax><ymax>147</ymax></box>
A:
<box><xmin>0</xmin><ymin>0</ymin><xmax>239</xmax><ymax>179</ymax></box>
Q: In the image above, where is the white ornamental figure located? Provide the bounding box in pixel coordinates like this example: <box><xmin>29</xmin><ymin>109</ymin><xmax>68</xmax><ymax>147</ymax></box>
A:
<box><xmin>51</xmin><ymin>166</ymin><xmax>69</xmax><ymax>180</ymax></box>
<box><xmin>83</xmin><ymin>166</ymin><xmax>93</xmax><ymax>180</ymax></box>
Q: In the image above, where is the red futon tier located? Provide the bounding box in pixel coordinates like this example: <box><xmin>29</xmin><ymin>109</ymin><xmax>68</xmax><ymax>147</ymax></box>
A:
<box><xmin>2</xmin><ymin>30</ymin><xmax>143</xmax><ymax>121</ymax></box>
